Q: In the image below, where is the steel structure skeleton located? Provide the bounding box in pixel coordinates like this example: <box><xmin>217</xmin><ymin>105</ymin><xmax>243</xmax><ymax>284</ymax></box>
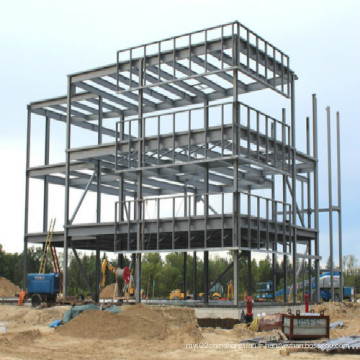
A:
<box><xmin>23</xmin><ymin>21</ymin><xmax>342</xmax><ymax>303</ymax></box>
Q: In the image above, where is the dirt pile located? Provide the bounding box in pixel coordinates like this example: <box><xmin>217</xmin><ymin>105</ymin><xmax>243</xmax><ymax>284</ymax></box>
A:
<box><xmin>100</xmin><ymin>283</ymin><xmax>117</xmax><ymax>298</ymax></box>
<box><xmin>0</xmin><ymin>304</ymin><xmax>70</xmax><ymax>326</ymax></box>
<box><xmin>0</xmin><ymin>330</ymin><xmax>41</xmax><ymax>347</ymax></box>
<box><xmin>0</xmin><ymin>277</ymin><xmax>21</xmax><ymax>297</ymax></box>
<box><xmin>56</xmin><ymin>304</ymin><xmax>203</xmax><ymax>344</ymax></box>
<box><xmin>312</xmin><ymin>302</ymin><xmax>360</xmax><ymax>338</ymax></box>
<box><xmin>57</xmin><ymin>304</ymin><xmax>168</xmax><ymax>340</ymax></box>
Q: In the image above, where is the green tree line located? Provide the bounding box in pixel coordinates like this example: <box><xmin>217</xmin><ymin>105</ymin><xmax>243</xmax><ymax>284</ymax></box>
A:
<box><xmin>1</xmin><ymin>244</ymin><xmax>359</xmax><ymax>299</ymax></box>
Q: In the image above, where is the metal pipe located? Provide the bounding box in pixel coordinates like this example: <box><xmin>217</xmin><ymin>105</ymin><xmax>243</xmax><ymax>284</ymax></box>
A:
<box><xmin>203</xmin><ymin>251</ymin><xmax>209</xmax><ymax>304</ymax></box>
<box><xmin>282</xmin><ymin>108</ymin><xmax>287</xmax><ymax>302</ymax></box>
<box><xmin>336</xmin><ymin>112</ymin><xmax>343</xmax><ymax>301</ymax></box>
<box><xmin>233</xmin><ymin>249</ymin><xmax>239</xmax><ymax>306</ymax></box>
<box><xmin>23</xmin><ymin>106</ymin><xmax>31</xmax><ymax>289</ymax></box>
<box><xmin>43</xmin><ymin>116</ymin><xmax>50</xmax><ymax>233</ymax></box>
<box><xmin>95</xmin><ymin>97</ymin><xmax>103</xmax><ymax>303</ymax></box>
<box><xmin>136</xmin><ymin>59</ymin><xmax>144</xmax><ymax>303</ymax></box>
<box><xmin>184</xmin><ymin>252</ymin><xmax>187</xmax><ymax>300</ymax></box>
<box><xmin>306</xmin><ymin>116</ymin><xmax>312</xmax><ymax>301</ymax></box>
<box><xmin>326</xmin><ymin>106</ymin><xmax>334</xmax><ymax>302</ymax></box>
<box><xmin>247</xmin><ymin>251</ymin><xmax>252</xmax><ymax>296</ymax></box>
<box><xmin>193</xmin><ymin>252</ymin><xmax>197</xmax><ymax>300</ymax></box>
<box><xmin>313</xmin><ymin>94</ymin><xmax>320</xmax><ymax>303</ymax></box>
<box><xmin>291</xmin><ymin>74</ymin><xmax>297</xmax><ymax>303</ymax></box>
<box><xmin>63</xmin><ymin>77</ymin><xmax>74</xmax><ymax>297</ymax></box>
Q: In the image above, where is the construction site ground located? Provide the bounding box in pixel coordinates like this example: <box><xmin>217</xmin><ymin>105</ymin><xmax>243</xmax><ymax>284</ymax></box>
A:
<box><xmin>0</xmin><ymin>302</ymin><xmax>359</xmax><ymax>359</ymax></box>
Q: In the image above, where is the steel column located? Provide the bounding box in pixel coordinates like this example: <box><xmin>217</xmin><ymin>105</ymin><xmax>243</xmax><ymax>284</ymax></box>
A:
<box><xmin>313</xmin><ymin>94</ymin><xmax>320</xmax><ymax>303</ymax></box>
<box><xmin>306</xmin><ymin>116</ymin><xmax>312</xmax><ymax>302</ymax></box>
<box><xmin>136</xmin><ymin>59</ymin><xmax>145</xmax><ymax>303</ymax></box>
<box><xmin>184</xmin><ymin>252</ymin><xmax>188</xmax><ymax>300</ymax></box>
<box><xmin>290</xmin><ymin>74</ymin><xmax>297</xmax><ymax>303</ymax></box>
<box><xmin>247</xmin><ymin>251</ymin><xmax>252</xmax><ymax>296</ymax></box>
<box><xmin>233</xmin><ymin>249</ymin><xmax>239</xmax><ymax>306</ymax></box>
<box><xmin>63</xmin><ymin>77</ymin><xmax>75</xmax><ymax>297</ymax></box>
<box><xmin>23</xmin><ymin>106</ymin><xmax>31</xmax><ymax>289</ymax></box>
<box><xmin>193</xmin><ymin>252</ymin><xmax>197</xmax><ymax>300</ymax></box>
<box><xmin>203</xmin><ymin>251</ymin><xmax>209</xmax><ymax>304</ymax></box>
<box><xmin>336</xmin><ymin>112</ymin><xmax>343</xmax><ymax>301</ymax></box>
<box><xmin>43</xmin><ymin>116</ymin><xmax>50</xmax><ymax>233</ymax></box>
<box><xmin>326</xmin><ymin>106</ymin><xmax>334</xmax><ymax>302</ymax></box>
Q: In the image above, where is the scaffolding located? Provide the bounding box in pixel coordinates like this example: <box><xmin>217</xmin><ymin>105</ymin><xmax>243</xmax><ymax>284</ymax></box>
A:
<box><xmin>23</xmin><ymin>21</ymin><xmax>342</xmax><ymax>304</ymax></box>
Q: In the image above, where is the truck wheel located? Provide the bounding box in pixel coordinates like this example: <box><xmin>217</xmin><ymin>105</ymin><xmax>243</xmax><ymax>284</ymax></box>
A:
<box><xmin>212</xmin><ymin>296</ymin><xmax>220</xmax><ymax>300</ymax></box>
<box><xmin>31</xmin><ymin>294</ymin><xmax>42</xmax><ymax>307</ymax></box>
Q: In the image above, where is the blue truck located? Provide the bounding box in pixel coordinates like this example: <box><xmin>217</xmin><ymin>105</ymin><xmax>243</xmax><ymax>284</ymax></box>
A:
<box><xmin>27</xmin><ymin>273</ymin><xmax>61</xmax><ymax>307</ymax></box>
<box><xmin>256</xmin><ymin>273</ymin><xmax>355</xmax><ymax>302</ymax></box>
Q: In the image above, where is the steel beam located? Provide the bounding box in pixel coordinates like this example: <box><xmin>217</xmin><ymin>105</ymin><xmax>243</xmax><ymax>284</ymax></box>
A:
<box><xmin>326</xmin><ymin>106</ymin><xmax>334</xmax><ymax>302</ymax></box>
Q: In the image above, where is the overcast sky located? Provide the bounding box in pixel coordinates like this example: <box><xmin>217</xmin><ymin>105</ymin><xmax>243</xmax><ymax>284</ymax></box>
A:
<box><xmin>0</xmin><ymin>0</ymin><xmax>359</xmax><ymax>266</ymax></box>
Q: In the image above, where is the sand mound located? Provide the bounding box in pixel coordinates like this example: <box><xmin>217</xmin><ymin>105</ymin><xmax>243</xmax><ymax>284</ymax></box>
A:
<box><xmin>0</xmin><ymin>277</ymin><xmax>21</xmax><ymax>297</ymax></box>
<box><xmin>0</xmin><ymin>330</ymin><xmax>42</xmax><ymax>347</ymax></box>
<box><xmin>312</xmin><ymin>302</ymin><xmax>360</xmax><ymax>339</ymax></box>
<box><xmin>100</xmin><ymin>283</ymin><xmax>117</xmax><ymax>298</ymax></box>
<box><xmin>56</xmin><ymin>304</ymin><xmax>203</xmax><ymax>344</ymax></box>
<box><xmin>312</xmin><ymin>302</ymin><xmax>360</xmax><ymax>320</ymax></box>
<box><xmin>0</xmin><ymin>304</ymin><xmax>70</xmax><ymax>326</ymax></box>
<box><xmin>56</xmin><ymin>304</ymin><xmax>168</xmax><ymax>340</ymax></box>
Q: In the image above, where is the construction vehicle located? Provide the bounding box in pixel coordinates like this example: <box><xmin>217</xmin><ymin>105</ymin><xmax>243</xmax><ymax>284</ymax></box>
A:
<box><xmin>255</xmin><ymin>281</ymin><xmax>274</xmax><ymax>301</ymax></box>
<box><xmin>100</xmin><ymin>259</ymin><xmax>130</xmax><ymax>297</ymax></box>
<box><xmin>260</xmin><ymin>272</ymin><xmax>355</xmax><ymax>302</ymax></box>
<box><xmin>169</xmin><ymin>282</ymin><xmax>192</xmax><ymax>300</ymax></box>
<box><xmin>26</xmin><ymin>273</ymin><xmax>61</xmax><ymax>307</ymax></box>
<box><xmin>19</xmin><ymin>219</ymin><xmax>64</xmax><ymax>307</ymax></box>
<box><xmin>226</xmin><ymin>280</ymin><xmax>234</xmax><ymax>300</ymax></box>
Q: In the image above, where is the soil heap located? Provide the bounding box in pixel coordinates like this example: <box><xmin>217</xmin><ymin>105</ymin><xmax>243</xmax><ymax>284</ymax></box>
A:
<box><xmin>0</xmin><ymin>277</ymin><xmax>21</xmax><ymax>297</ymax></box>
<box><xmin>56</xmin><ymin>304</ymin><xmax>202</xmax><ymax>344</ymax></box>
<box><xmin>100</xmin><ymin>283</ymin><xmax>117</xmax><ymax>298</ymax></box>
<box><xmin>312</xmin><ymin>302</ymin><xmax>360</xmax><ymax>339</ymax></box>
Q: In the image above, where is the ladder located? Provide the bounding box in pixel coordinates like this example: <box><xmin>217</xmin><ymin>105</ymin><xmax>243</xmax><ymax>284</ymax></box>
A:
<box><xmin>39</xmin><ymin>219</ymin><xmax>63</xmax><ymax>292</ymax></box>
<box><xmin>39</xmin><ymin>219</ymin><xmax>56</xmax><ymax>274</ymax></box>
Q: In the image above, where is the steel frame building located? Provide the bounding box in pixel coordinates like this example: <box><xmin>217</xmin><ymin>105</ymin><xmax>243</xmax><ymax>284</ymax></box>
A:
<box><xmin>24</xmin><ymin>21</ymin><xmax>342</xmax><ymax>304</ymax></box>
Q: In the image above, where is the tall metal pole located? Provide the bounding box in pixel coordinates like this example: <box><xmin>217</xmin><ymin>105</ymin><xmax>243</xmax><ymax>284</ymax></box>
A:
<box><xmin>43</xmin><ymin>116</ymin><xmax>50</xmax><ymax>233</ymax></box>
<box><xmin>136</xmin><ymin>59</ymin><xmax>144</xmax><ymax>303</ymax></box>
<box><xmin>23</xmin><ymin>106</ymin><xmax>31</xmax><ymax>289</ymax></box>
<box><xmin>193</xmin><ymin>252</ymin><xmax>197</xmax><ymax>300</ymax></box>
<box><xmin>95</xmin><ymin>96</ymin><xmax>103</xmax><ymax>302</ymax></box>
<box><xmin>336</xmin><ymin>112</ymin><xmax>343</xmax><ymax>301</ymax></box>
<box><xmin>233</xmin><ymin>250</ymin><xmax>239</xmax><ymax>306</ymax></box>
<box><xmin>184</xmin><ymin>252</ymin><xmax>188</xmax><ymax>300</ymax></box>
<box><xmin>306</xmin><ymin>116</ymin><xmax>312</xmax><ymax>301</ymax></box>
<box><xmin>203</xmin><ymin>251</ymin><xmax>209</xmax><ymax>304</ymax></box>
<box><xmin>291</xmin><ymin>74</ymin><xmax>297</xmax><ymax>303</ymax></box>
<box><xmin>326</xmin><ymin>107</ymin><xmax>334</xmax><ymax>302</ymax></box>
<box><xmin>64</xmin><ymin>76</ymin><xmax>74</xmax><ymax>297</ymax></box>
<box><xmin>282</xmin><ymin>108</ymin><xmax>288</xmax><ymax>302</ymax></box>
<box><xmin>232</xmin><ymin>27</ymin><xmax>240</xmax><ymax>306</ymax></box>
<box><xmin>313</xmin><ymin>94</ymin><xmax>320</xmax><ymax>303</ymax></box>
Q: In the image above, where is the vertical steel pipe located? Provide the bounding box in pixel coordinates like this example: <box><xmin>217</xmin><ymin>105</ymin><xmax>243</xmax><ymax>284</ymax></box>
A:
<box><xmin>326</xmin><ymin>106</ymin><xmax>334</xmax><ymax>302</ymax></box>
<box><xmin>336</xmin><ymin>112</ymin><xmax>343</xmax><ymax>301</ymax></box>
<box><xmin>23</xmin><ymin>106</ymin><xmax>31</xmax><ymax>289</ymax></box>
<box><xmin>63</xmin><ymin>77</ymin><xmax>74</xmax><ymax>297</ymax></box>
<box><xmin>312</xmin><ymin>94</ymin><xmax>320</xmax><ymax>303</ymax></box>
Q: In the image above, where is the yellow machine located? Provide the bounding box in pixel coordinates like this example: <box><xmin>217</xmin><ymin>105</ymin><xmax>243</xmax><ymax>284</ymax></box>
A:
<box><xmin>100</xmin><ymin>259</ymin><xmax>130</xmax><ymax>297</ymax></box>
<box><xmin>226</xmin><ymin>280</ymin><xmax>234</xmax><ymax>300</ymax></box>
<box><xmin>169</xmin><ymin>282</ymin><xmax>192</xmax><ymax>300</ymax></box>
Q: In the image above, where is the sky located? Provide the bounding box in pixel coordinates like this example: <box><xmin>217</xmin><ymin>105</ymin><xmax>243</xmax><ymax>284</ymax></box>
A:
<box><xmin>0</xmin><ymin>0</ymin><xmax>359</xmax><ymax>267</ymax></box>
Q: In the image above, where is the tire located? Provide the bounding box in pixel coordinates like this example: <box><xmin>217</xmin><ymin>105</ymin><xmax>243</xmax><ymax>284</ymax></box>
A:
<box><xmin>172</xmin><ymin>296</ymin><xmax>180</xmax><ymax>300</ymax></box>
<box><xmin>212</xmin><ymin>296</ymin><xmax>220</xmax><ymax>300</ymax></box>
<box><xmin>31</xmin><ymin>294</ymin><xmax>42</xmax><ymax>307</ymax></box>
